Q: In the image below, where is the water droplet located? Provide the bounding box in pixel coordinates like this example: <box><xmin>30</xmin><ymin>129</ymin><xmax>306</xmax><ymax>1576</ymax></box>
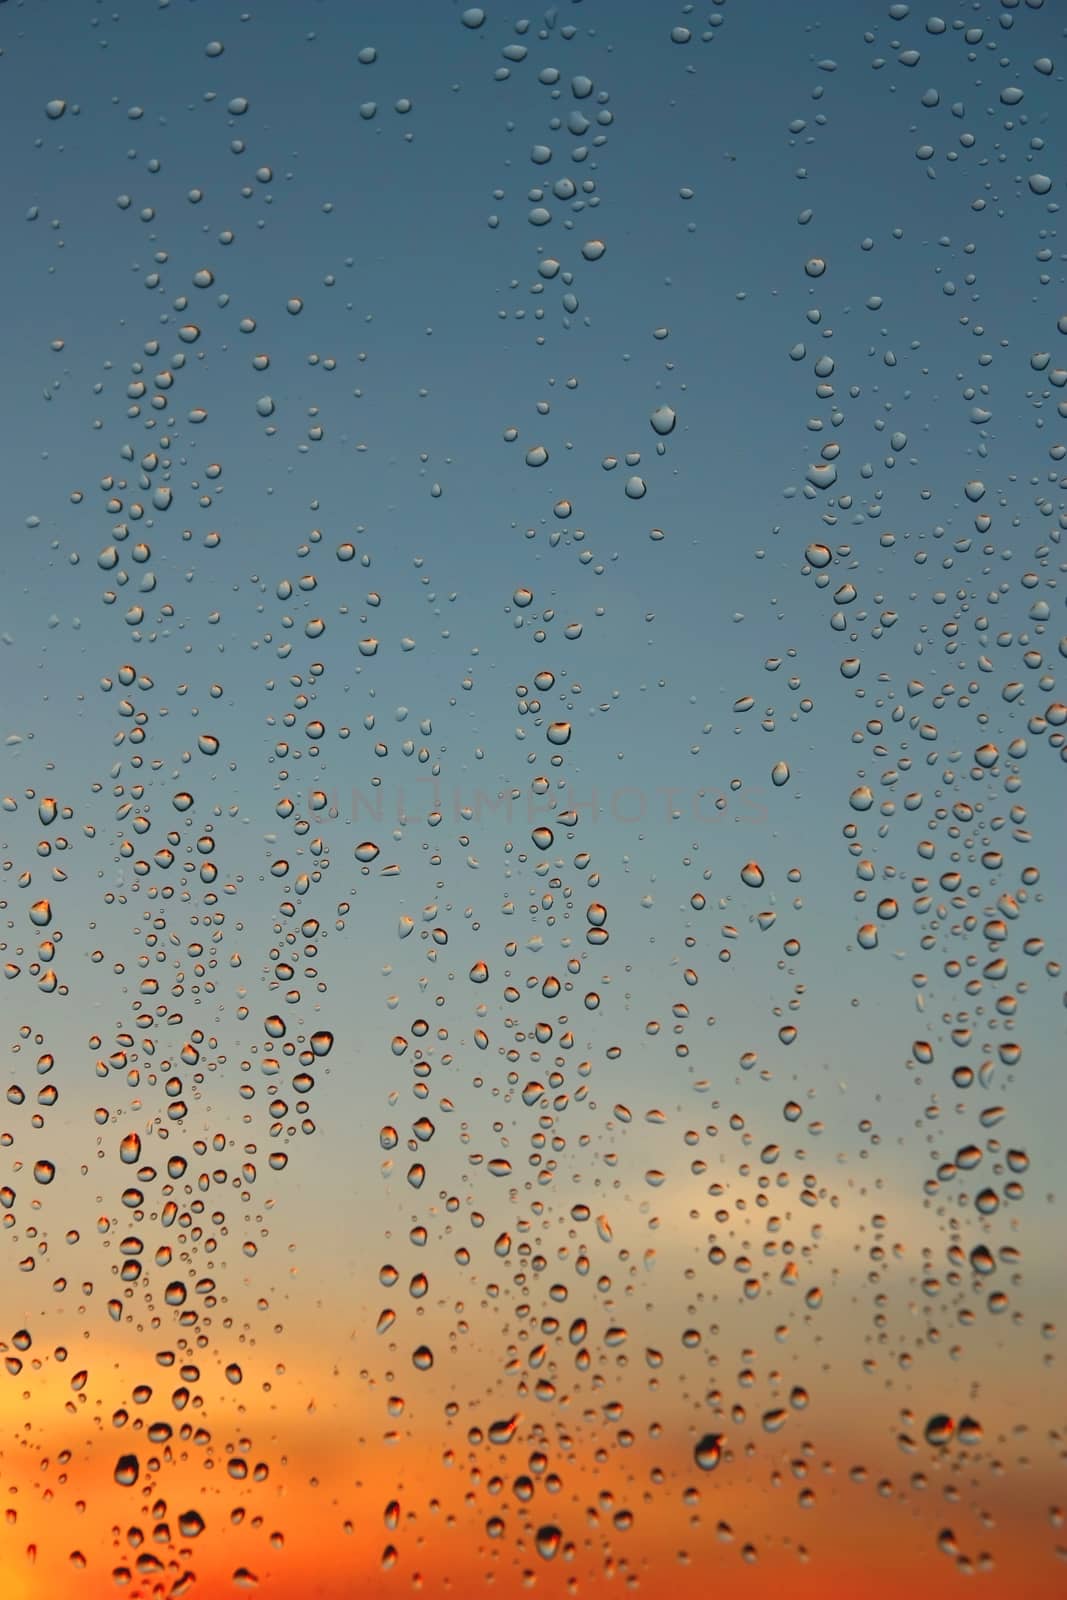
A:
<box><xmin>924</xmin><ymin>1414</ymin><xmax>955</xmax><ymax>1448</ymax></box>
<box><xmin>535</xmin><ymin>1525</ymin><xmax>562</xmax><ymax>1560</ymax></box>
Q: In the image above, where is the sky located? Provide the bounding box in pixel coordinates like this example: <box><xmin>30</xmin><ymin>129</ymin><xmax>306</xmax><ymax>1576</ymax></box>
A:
<box><xmin>1</xmin><ymin>0</ymin><xmax>1065</xmax><ymax>1596</ymax></box>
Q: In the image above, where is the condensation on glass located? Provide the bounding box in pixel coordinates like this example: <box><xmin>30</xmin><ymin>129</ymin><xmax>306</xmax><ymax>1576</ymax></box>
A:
<box><xmin>1</xmin><ymin>3</ymin><xmax>1064</xmax><ymax>1597</ymax></box>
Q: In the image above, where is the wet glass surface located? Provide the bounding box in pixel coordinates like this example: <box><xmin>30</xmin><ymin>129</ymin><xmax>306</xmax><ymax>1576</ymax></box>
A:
<box><xmin>1</xmin><ymin>3</ymin><xmax>1065</xmax><ymax>1596</ymax></box>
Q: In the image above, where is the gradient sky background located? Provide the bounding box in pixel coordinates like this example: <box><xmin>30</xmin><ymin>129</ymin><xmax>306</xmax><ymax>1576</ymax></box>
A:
<box><xmin>1</xmin><ymin>0</ymin><xmax>1065</xmax><ymax>1596</ymax></box>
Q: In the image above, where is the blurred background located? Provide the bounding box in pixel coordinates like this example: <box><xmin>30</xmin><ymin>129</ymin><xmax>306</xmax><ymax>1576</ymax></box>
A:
<box><xmin>0</xmin><ymin>0</ymin><xmax>1064</xmax><ymax>1594</ymax></box>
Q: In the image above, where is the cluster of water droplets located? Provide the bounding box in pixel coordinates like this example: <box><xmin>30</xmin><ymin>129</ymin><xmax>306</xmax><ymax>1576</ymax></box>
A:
<box><xmin>1</xmin><ymin>1</ymin><xmax>1063</xmax><ymax>1595</ymax></box>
